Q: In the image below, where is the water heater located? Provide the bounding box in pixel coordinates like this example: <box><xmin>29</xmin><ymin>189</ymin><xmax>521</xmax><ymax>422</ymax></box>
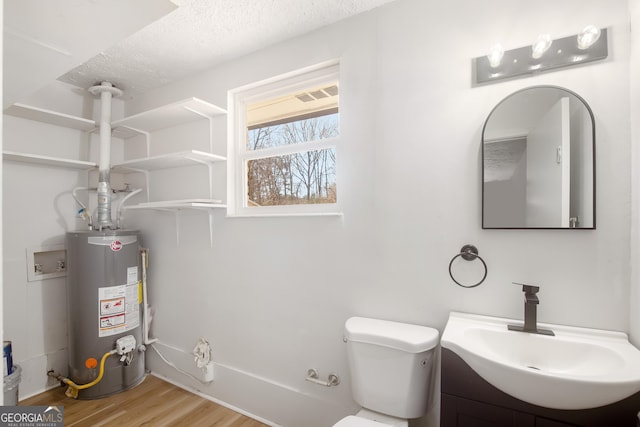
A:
<box><xmin>66</xmin><ymin>230</ymin><xmax>145</xmax><ymax>399</ymax></box>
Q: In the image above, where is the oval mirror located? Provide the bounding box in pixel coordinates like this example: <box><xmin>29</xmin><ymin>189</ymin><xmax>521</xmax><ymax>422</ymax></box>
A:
<box><xmin>482</xmin><ymin>86</ymin><xmax>595</xmax><ymax>229</ymax></box>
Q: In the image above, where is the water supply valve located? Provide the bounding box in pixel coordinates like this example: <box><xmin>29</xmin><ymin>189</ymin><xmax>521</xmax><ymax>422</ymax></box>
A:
<box><xmin>115</xmin><ymin>335</ymin><xmax>137</xmax><ymax>362</ymax></box>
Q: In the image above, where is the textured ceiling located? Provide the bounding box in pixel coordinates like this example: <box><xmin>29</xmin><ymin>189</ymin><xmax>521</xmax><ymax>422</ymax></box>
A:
<box><xmin>3</xmin><ymin>0</ymin><xmax>177</xmax><ymax>108</ymax></box>
<box><xmin>58</xmin><ymin>0</ymin><xmax>397</xmax><ymax>98</ymax></box>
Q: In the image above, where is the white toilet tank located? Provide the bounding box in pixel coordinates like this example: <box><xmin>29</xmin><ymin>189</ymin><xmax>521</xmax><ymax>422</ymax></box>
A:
<box><xmin>344</xmin><ymin>317</ymin><xmax>439</xmax><ymax>419</ymax></box>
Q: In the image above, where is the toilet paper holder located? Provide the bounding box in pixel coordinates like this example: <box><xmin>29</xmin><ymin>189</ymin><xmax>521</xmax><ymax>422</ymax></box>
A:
<box><xmin>306</xmin><ymin>368</ymin><xmax>340</xmax><ymax>387</ymax></box>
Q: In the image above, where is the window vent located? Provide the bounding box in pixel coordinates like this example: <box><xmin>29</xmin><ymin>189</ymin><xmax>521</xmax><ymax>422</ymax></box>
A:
<box><xmin>296</xmin><ymin>93</ymin><xmax>315</xmax><ymax>102</ymax></box>
<box><xmin>323</xmin><ymin>85</ymin><xmax>339</xmax><ymax>96</ymax></box>
<box><xmin>296</xmin><ymin>85</ymin><xmax>339</xmax><ymax>102</ymax></box>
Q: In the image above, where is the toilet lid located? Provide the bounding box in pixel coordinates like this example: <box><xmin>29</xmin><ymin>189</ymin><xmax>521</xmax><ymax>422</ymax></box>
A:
<box><xmin>333</xmin><ymin>416</ymin><xmax>392</xmax><ymax>427</ymax></box>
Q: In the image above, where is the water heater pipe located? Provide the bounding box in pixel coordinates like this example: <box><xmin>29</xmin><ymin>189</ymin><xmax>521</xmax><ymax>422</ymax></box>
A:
<box><xmin>140</xmin><ymin>248</ymin><xmax>157</xmax><ymax>345</ymax></box>
<box><xmin>72</xmin><ymin>187</ymin><xmax>94</xmax><ymax>230</ymax></box>
<box><xmin>117</xmin><ymin>188</ymin><xmax>142</xmax><ymax>229</ymax></box>
<box><xmin>48</xmin><ymin>349</ymin><xmax>117</xmax><ymax>399</ymax></box>
<box><xmin>88</xmin><ymin>82</ymin><xmax>122</xmax><ymax>230</ymax></box>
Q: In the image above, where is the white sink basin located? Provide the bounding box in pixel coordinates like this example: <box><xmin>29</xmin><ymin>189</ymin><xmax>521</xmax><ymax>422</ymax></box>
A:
<box><xmin>441</xmin><ymin>312</ymin><xmax>640</xmax><ymax>409</ymax></box>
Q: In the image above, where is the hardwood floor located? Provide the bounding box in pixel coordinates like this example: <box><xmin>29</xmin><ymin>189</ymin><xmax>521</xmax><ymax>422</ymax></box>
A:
<box><xmin>20</xmin><ymin>374</ymin><xmax>271</xmax><ymax>427</ymax></box>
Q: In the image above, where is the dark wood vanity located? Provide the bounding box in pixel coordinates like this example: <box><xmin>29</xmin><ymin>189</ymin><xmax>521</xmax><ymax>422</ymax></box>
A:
<box><xmin>441</xmin><ymin>348</ymin><xmax>640</xmax><ymax>427</ymax></box>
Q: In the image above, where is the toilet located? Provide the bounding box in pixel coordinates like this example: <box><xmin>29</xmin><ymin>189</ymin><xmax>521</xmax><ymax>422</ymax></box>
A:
<box><xmin>333</xmin><ymin>317</ymin><xmax>440</xmax><ymax>427</ymax></box>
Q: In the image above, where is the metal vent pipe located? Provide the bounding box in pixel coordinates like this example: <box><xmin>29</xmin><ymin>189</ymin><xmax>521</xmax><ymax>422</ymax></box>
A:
<box><xmin>88</xmin><ymin>82</ymin><xmax>122</xmax><ymax>230</ymax></box>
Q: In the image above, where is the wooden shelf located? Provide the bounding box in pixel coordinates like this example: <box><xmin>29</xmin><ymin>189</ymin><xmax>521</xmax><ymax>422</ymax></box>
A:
<box><xmin>3</xmin><ymin>151</ymin><xmax>97</xmax><ymax>169</ymax></box>
<box><xmin>4</xmin><ymin>103</ymin><xmax>96</xmax><ymax>131</ymax></box>
<box><xmin>112</xmin><ymin>98</ymin><xmax>227</xmax><ymax>138</ymax></box>
<box><xmin>112</xmin><ymin>150</ymin><xmax>226</xmax><ymax>172</ymax></box>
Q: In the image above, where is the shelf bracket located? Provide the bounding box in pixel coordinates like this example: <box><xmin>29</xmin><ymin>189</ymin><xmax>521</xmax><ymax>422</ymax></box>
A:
<box><xmin>123</xmin><ymin>127</ymin><xmax>151</xmax><ymax>158</ymax></box>
<box><xmin>183</xmin><ymin>106</ymin><xmax>214</xmax><ymax>153</ymax></box>
<box><xmin>142</xmin><ymin>170</ymin><xmax>150</xmax><ymax>202</ymax></box>
<box><xmin>208</xmin><ymin>163</ymin><xmax>214</xmax><ymax>200</ymax></box>
<box><xmin>184</xmin><ymin>155</ymin><xmax>215</xmax><ymax>200</ymax></box>
<box><xmin>175</xmin><ymin>210</ymin><xmax>181</xmax><ymax>246</ymax></box>
<box><xmin>208</xmin><ymin>115</ymin><xmax>213</xmax><ymax>154</ymax></box>
<box><xmin>143</xmin><ymin>130</ymin><xmax>151</xmax><ymax>158</ymax></box>
<box><xmin>209</xmin><ymin>211</ymin><xmax>214</xmax><ymax>248</ymax></box>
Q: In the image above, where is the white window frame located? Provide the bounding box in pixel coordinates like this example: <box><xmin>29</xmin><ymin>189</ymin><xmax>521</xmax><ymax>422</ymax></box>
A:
<box><xmin>227</xmin><ymin>61</ymin><xmax>341</xmax><ymax>217</ymax></box>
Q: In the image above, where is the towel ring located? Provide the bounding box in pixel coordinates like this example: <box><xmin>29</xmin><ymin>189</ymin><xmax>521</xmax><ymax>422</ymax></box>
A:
<box><xmin>448</xmin><ymin>244</ymin><xmax>487</xmax><ymax>288</ymax></box>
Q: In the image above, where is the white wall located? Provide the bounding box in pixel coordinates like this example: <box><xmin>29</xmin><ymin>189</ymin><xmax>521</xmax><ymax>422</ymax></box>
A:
<box><xmin>2</xmin><ymin>0</ymin><xmax>634</xmax><ymax>426</ymax></box>
<box><xmin>123</xmin><ymin>1</ymin><xmax>633</xmax><ymax>426</ymax></box>
<box><xmin>630</xmin><ymin>0</ymin><xmax>640</xmax><ymax>347</ymax></box>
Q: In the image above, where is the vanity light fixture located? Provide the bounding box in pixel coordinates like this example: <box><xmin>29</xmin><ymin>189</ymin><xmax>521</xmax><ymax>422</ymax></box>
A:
<box><xmin>473</xmin><ymin>26</ymin><xmax>608</xmax><ymax>85</ymax></box>
<box><xmin>487</xmin><ymin>44</ymin><xmax>504</xmax><ymax>68</ymax></box>
<box><xmin>577</xmin><ymin>25</ymin><xmax>601</xmax><ymax>49</ymax></box>
<box><xmin>531</xmin><ymin>34</ymin><xmax>552</xmax><ymax>59</ymax></box>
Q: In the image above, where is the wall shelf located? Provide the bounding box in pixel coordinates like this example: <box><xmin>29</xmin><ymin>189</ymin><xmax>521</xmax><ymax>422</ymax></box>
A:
<box><xmin>4</xmin><ymin>103</ymin><xmax>96</xmax><ymax>131</ymax></box>
<box><xmin>112</xmin><ymin>97</ymin><xmax>227</xmax><ymax>246</ymax></box>
<box><xmin>111</xmin><ymin>150</ymin><xmax>226</xmax><ymax>221</ymax></box>
<box><xmin>112</xmin><ymin>97</ymin><xmax>227</xmax><ymax>138</ymax></box>
<box><xmin>3</xmin><ymin>103</ymin><xmax>96</xmax><ymax>169</ymax></box>
<box><xmin>4</xmin><ymin>97</ymin><xmax>227</xmax><ymax>245</ymax></box>
<box><xmin>111</xmin><ymin>150</ymin><xmax>226</xmax><ymax>172</ymax></box>
<box><xmin>123</xmin><ymin>201</ymin><xmax>224</xmax><ymax>247</ymax></box>
<box><xmin>3</xmin><ymin>151</ymin><xmax>98</xmax><ymax>170</ymax></box>
<box><xmin>123</xmin><ymin>199</ymin><xmax>226</xmax><ymax>210</ymax></box>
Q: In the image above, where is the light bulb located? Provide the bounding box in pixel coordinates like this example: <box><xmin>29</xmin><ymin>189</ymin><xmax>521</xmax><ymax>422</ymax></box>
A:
<box><xmin>487</xmin><ymin>44</ymin><xmax>504</xmax><ymax>68</ymax></box>
<box><xmin>531</xmin><ymin>34</ymin><xmax>552</xmax><ymax>59</ymax></box>
<box><xmin>577</xmin><ymin>25</ymin><xmax>601</xmax><ymax>49</ymax></box>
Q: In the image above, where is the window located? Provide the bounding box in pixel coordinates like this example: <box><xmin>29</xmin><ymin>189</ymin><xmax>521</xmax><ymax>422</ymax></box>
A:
<box><xmin>228</xmin><ymin>62</ymin><xmax>340</xmax><ymax>216</ymax></box>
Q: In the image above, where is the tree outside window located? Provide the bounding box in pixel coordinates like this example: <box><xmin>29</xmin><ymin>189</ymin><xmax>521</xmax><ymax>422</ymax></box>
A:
<box><xmin>247</xmin><ymin>113</ymin><xmax>338</xmax><ymax>206</ymax></box>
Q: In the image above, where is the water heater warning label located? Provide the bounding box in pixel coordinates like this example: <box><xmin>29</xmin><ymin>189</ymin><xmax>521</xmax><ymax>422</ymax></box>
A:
<box><xmin>98</xmin><ymin>284</ymin><xmax>140</xmax><ymax>337</ymax></box>
<box><xmin>100</xmin><ymin>297</ymin><xmax>124</xmax><ymax>315</ymax></box>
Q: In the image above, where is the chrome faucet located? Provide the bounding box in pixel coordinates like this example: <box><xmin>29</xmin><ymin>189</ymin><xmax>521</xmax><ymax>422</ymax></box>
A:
<box><xmin>507</xmin><ymin>282</ymin><xmax>554</xmax><ymax>336</ymax></box>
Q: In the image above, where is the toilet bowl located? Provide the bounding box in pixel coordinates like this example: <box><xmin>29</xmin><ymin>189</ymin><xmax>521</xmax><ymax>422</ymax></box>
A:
<box><xmin>332</xmin><ymin>317</ymin><xmax>439</xmax><ymax>427</ymax></box>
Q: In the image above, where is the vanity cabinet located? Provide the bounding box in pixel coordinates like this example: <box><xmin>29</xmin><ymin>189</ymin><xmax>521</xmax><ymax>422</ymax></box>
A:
<box><xmin>441</xmin><ymin>394</ymin><xmax>576</xmax><ymax>427</ymax></box>
<box><xmin>441</xmin><ymin>394</ymin><xmax>535</xmax><ymax>427</ymax></box>
<box><xmin>441</xmin><ymin>348</ymin><xmax>640</xmax><ymax>427</ymax></box>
